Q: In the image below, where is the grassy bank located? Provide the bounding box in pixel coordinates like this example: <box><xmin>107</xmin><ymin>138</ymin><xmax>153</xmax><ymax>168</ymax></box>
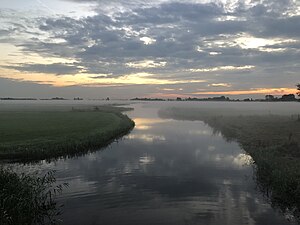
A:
<box><xmin>0</xmin><ymin>105</ymin><xmax>134</xmax><ymax>224</ymax></box>
<box><xmin>159</xmin><ymin>107</ymin><xmax>300</xmax><ymax>222</ymax></box>
<box><xmin>0</xmin><ymin>168</ymin><xmax>65</xmax><ymax>225</ymax></box>
<box><xmin>0</xmin><ymin>106</ymin><xmax>135</xmax><ymax>160</ymax></box>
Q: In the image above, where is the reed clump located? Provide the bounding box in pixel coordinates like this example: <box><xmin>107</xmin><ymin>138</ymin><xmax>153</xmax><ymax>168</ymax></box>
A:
<box><xmin>0</xmin><ymin>168</ymin><xmax>66</xmax><ymax>225</ymax></box>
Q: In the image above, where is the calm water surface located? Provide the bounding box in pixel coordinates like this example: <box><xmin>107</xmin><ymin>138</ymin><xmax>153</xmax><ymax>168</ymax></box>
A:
<box><xmin>16</xmin><ymin>102</ymin><xmax>293</xmax><ymax>225</ymax></box>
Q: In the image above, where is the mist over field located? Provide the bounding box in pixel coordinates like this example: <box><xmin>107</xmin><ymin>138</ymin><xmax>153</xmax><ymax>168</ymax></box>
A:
<box><xmin>1</xmin><ymin>99</ymin><xmax>300</xmax><ymax>114</ymax></box>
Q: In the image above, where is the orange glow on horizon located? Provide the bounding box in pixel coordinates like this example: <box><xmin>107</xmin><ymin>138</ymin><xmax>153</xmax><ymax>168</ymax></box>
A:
<box><xmin>0</xmin><ymin>67</ymin><xmax>297</xmax><ymax>99</ymax></box>
<box><xmin>147</xmin><ymin>88</ymin><xmax>297</xmax><ymax>99</ymax></box>
<box><xmin>145</xmin><ymin>93</ymin><xmax>191</xmax><ymax>99</ymax></box>
<box><xmin>192</xmin><ymin>88</ymin><xmax>297</xmax><ymax>96</ymax></box>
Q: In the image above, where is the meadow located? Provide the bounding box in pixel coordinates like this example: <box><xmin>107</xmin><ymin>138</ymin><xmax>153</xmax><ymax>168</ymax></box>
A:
<box><xmin>0</xmin><ymin>105</ymin><xmax>135</xmax><ymax>160</ymax></box>
<box><xmin>159</xmin><ymin>107</ymin><xmax>300</xmax><ymax>222</ymax></box>
<box><xmin>0</xmin><ymin>104</ymin><xmax>135</xmax><ymax>224</ymax></box>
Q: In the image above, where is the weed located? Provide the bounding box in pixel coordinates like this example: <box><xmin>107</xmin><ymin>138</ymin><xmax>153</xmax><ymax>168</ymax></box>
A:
<box><xmin>0</xmin><ymin>168</ymin><xmax>67</xmax><ymax>225</ymax></box>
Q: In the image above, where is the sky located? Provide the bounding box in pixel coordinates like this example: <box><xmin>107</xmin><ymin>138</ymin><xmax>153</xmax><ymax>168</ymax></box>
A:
<box><xmin>0</xmin><ymin>0</ymin><xmax>299</xmax><ymax>99</ymax></box>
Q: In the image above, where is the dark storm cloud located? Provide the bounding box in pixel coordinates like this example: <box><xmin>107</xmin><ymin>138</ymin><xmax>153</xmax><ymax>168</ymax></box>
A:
<box><xmin>1</xmin><ymin>0</ymin><xmax>299</xmax><ymax>92</ymax></box>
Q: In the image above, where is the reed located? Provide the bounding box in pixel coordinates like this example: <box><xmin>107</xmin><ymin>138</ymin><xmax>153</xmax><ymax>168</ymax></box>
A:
<box><xmin>0</xmin><ymin>168</ymin><xmax>67</xmax><ymax>225</ymax></box>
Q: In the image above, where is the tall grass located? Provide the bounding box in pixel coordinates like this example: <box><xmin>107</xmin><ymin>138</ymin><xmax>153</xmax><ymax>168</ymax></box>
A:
<box><xmin>0</xmin><ymin>168</ymin><xmax>67</xmax><ymax>225</ymax></box>
<box><xmin>159</xmin><ymin>107</ymin><xmax>300</xmax><ymax>222</ymax></box>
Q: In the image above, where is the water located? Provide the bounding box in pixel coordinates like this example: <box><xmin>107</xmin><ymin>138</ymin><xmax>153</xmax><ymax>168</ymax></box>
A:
<box><xmin>7</xmin><ymin>101</ymin><xmax>298</xmax><ymax>225</ymax></box>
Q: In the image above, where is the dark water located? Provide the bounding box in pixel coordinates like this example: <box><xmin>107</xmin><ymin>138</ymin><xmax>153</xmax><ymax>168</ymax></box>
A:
<box><xmin>17</xmin><ymin>103</ymin><xmax>292</xmax><ymax>225</ymax></box>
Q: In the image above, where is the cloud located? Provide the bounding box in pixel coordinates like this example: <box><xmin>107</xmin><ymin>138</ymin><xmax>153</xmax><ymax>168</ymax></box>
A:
<box><xmin>208</xmin><ymin>83</ymin><xmax>232</xmax><ymax>87</ymax></box>
<box><xmin>126</xmin><ymin>60</ymin><xmax>167</xmax><ymax>68</ymax></box>
<box><xmin>3</xmin><ymin>63</ymin><xmax>80</xmax><ymax>75</ymax></box>
<box><xmin>192</xmin><ymin>88</ymin><xmax>297</xmax><ymax>96</ymax></box>
<box><xmin>0</xmin><ymin>0</ymin><xmax>299</xmax><ymax>97</ymax></box>
<box><xmin>189</xmin><ymin>65</ymin><xmax>255</xmax><ymax>72</ymax></box>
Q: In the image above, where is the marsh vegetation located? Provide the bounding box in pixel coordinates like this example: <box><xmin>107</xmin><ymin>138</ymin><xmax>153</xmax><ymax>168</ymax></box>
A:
<box><xmin>159</xmin><ymin>107</ymin><xmax>300</xmax><ymax>222</ymax></box>
<box><xmin>0</xmin><ymin>168</ymin><xmax>66</xmax><ymax>225</ymax></box>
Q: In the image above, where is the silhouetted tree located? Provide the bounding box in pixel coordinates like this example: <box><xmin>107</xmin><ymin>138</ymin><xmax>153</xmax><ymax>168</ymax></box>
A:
<box><xmin>297</xmin><ymin>83</ymin><xmax>300</xmax><ymax>97</ymax></box>
<box><xmin>281</xmin><ymin>94</ymin><xmax>296</xmax><ymax>101</ymax></box>
<box><xmin>265</xmin><ymin>95</ymin><xmax>275</xmax><ymax>101</ymax></box>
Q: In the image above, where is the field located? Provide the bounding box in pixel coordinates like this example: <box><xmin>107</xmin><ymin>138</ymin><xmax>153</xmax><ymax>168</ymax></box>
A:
<box><xmin>159</xmin><ymin>107</ymin><xmax>300</xmax><ymax>222</ymax></box>
<box><xmin>0</xmin><ymin>105</ymin><xmax>135</xmax><ymax>224</ymax></box>
<box><xmin>0</xmin><ymin>105</ymin><xmax>135</xmax><ymax>160</ymax></box>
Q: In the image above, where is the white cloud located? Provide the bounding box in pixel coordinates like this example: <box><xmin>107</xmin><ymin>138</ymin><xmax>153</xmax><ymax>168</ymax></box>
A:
<box><xmin>189</xmin><ymin>65</ymin><xmax>255</xmax><ymax>72</ymax></box>
<box><xmin>209</xmin><ymin>51</ymin><xmax>222</xmax><ymax>55</ymax></box>
<box><xmin>209</xmin><ymin>83</ymin><xmax>232</xmax><ymax>87</ymax></box>
<box><xmin>126</xmin><ymin>60</ymin><xmax>167</xmax><ymax>68</ymax></box>
<box><xmin>235</xmin><ymin>35</ymin><xmax>297</xmax><ymax>50</ymax></box>
<box><xmin>140</xmin><ymin>36</ymin><xmax>156</xmax><ymax>45</ymax></box>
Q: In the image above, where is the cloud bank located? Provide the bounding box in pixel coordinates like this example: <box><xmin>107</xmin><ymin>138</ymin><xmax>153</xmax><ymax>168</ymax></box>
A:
<box><xmin>0</xmin><ymin>0</ymin><xmax>299</xmax><ymax>98</ymax></box>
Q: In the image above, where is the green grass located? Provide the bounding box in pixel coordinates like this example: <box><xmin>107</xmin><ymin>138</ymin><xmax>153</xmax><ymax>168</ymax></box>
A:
<box><xmin>159</xmin><ymin>107</ymin><xmax>300</xmax><ymax>222</ymax></box>
<box><xmin>0</xmin><ymin>105</ymin><xmax>134</xmax><ymax>224</ymax></box>
<box><xmin>0</xmin><ymin>106</ymin><xmax>134</xmax><ymax>160</ymax></box>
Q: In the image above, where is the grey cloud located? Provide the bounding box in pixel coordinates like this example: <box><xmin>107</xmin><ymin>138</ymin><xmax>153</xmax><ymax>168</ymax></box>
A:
<box><xmin>89</xmin><ymin>75</ymin><xmax>111</xmax><ymax>79</ymax></box>
<box><xmin>259</xmin><ymin>16</ymin><xmax>300</xmax><ymax>38</ymax></box>
<box><xmin>4</xmin><ymin>63</ymin><xmax>80</xmax><ymax>75</ymax></box>
<box><xmin>0</xmin><ymin>29</ymin><xmax>14</xmax><ymax>43</ymax></box>
<box><xmin>0</xmin><ymin>77</ymin><xmax>158</xmax><ymax>99</ymax></box>
<box><xmin>0</xmin><ymin>29</ymin><xmax>11</xmax><ymax>36</ymax></box>
<box><xmin>121</xmin><ymin>2</ymin><xmax>223</xmax><ymax>24</ymax></box>
<box><xmin>1</xmin><ymin>0</ymin><xmax>299</xmax><ymax>94</ymax></box>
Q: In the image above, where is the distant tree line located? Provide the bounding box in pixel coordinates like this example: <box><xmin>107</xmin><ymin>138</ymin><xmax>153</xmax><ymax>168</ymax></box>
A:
<box><xmin>132</xmin><ymin>94</ymin><xmax>299</xmax><ymax>102</ymax></box>
<box><xmin>263</xmin><ymin>84</ymin><xmax>300</xmax><ymax>101</ymax></box>
<box><xmin>264</xmin><ymin>94</ymin><xmax>297</xmax><ymax>102</ymax></box>
<box><xmin>177</xmin><ymin>96</ymin><xmax>231</xmax><ymax>101</ymax></box>
<box><xmin>0</xmin><ymin>97</ymin><xmax>37</xmax><ymax>100</ymax></box>
<box><xmin>132</xmin><ymin>84</ymin><xmax>300</xmax><ymax>102</ymax></box>
<box><xmin>131</xmin><ymin>97</ymin><xmax>166</xmax><ymax>101</ymax></box>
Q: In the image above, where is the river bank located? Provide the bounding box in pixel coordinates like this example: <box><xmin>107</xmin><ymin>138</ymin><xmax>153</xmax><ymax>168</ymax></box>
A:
<box><xmin>0</xmin><ymin>106</ymin><xmax>135</xmax><ymax>160</ymax></box>
<box><xmin>0</xmin><ymin>105</ymin><xmax>135</xmax><ymax>224</ymax></box>
<box><xmin>159</xmin><ymin>107</ymin><xmax>300</xmax><ymax>222</ymax></box>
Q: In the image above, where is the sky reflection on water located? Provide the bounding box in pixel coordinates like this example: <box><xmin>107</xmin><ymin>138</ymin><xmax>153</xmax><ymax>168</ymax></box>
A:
<box><xmin>18</xmin><ymin>103</ymin><xmax>292</xmax><ymax>225</ymax></box>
